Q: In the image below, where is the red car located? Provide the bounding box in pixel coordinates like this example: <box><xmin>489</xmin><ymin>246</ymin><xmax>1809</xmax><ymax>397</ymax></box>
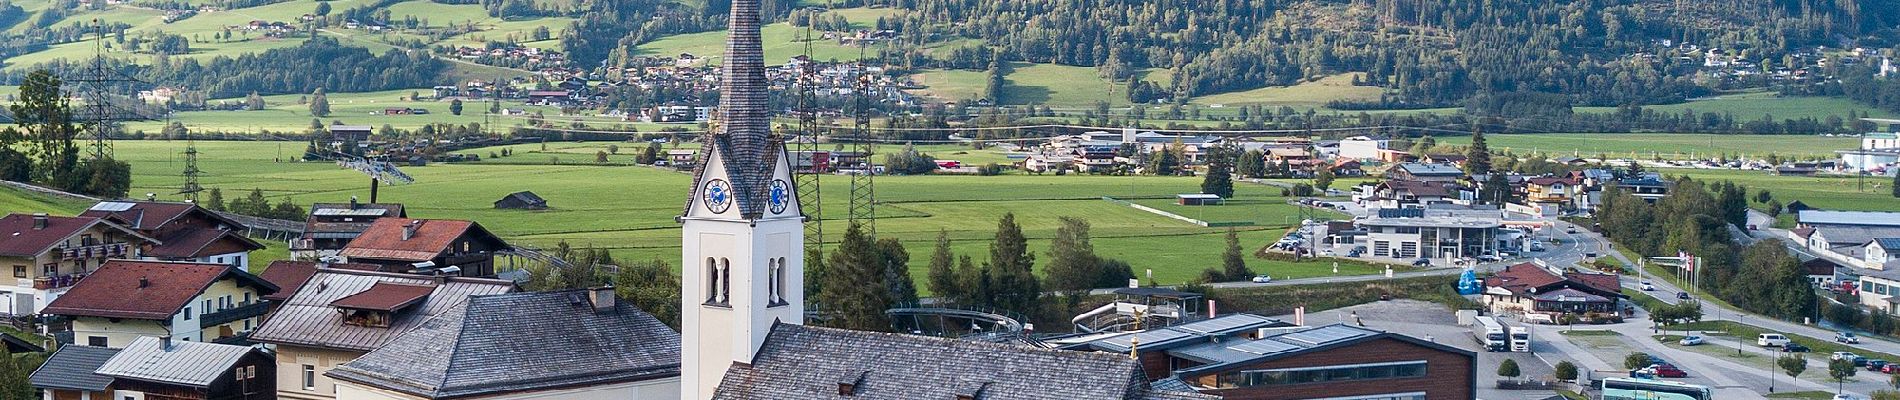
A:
<box><xmin>1647</xmin><ymin>364</ymin><xmax>1689</xmax><ymax>378</ymax></box>
<box><xmin>1882</xmin><ymin>364</ymin><xmax>1900</xmax><ymax>374</ymax></box>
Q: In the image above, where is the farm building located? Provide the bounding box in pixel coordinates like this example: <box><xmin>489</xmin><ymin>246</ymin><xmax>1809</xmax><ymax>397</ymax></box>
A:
<box><xmin>1177</xmin><ymin>193</ymin><xmax>1224</xmax><ymax>205</ymax></box>
<box><xmin>495</xmin><ymin>191</ymin><xmax>549</xmax><ymax>210</ymax></box>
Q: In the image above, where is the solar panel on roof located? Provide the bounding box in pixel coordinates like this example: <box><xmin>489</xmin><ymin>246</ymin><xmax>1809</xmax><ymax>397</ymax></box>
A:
<box><xmin>1280</xmin><ymin>326</ymin><xmax>1373</xmax><ymax>346</ymax></box>
<box><xmin>313</xmin><ymin>208</ymin><xmax>389</xmax><ymax>217</ymax></box>
<box><xmin>1227</xmin><ymin>339</ymin><xmax>1301</xmax><ymax>355</ymax></box>
<box><xmin>89</xmin><ymin>202</ymin><xmax>135</xmax><ymax>212</ymax></box>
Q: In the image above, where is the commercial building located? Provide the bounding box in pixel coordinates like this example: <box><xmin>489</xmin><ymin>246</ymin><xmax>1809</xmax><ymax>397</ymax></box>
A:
<box><xmin>1358</xmin><ymin>216</ymin><xmax>1503</xmax><ymax>260</ymax></box>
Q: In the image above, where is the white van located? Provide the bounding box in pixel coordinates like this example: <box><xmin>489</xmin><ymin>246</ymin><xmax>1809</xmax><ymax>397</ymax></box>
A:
<box><xmin>1758</xmin><ymin>333</ymin><xmax>1792</xmax><ymax>347</ymax></box>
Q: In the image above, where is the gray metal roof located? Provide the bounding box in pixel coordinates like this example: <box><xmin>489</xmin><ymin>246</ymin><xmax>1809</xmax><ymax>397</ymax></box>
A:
<box><xmin>1800</xmin><ymin>211</ymin><xmax>1900</xmax><ymax>228</ymax></box>
<box><xmin>1397</xmin><ymin>162</ymin><xmax>1466</xmax><ymax>176</ymax></box>
<box><xmin>1086</xmin><ymin>314</ymin><xmax>1290</xmax><ymax>353</ymax></box>
<box><xmin>95</xmin><ymin>337</ymin><xmax>253</xmax><ymax>387</ymax></box>
<box><xmin>1169</xmin><ymin>324</ymin><xmax>1473</xmax><ymax>376</ymax></box>
<box><xmin>29</xmin><ymin>345</ymin><xmax>120</xmax><ymax>391</ymax></box>
<box><xmin>712</xmin><ymin>323</ymin><xmax>1215</xmax><ymax>400</ymax></box>
<box><xmin>248</xmin><ymin>269</ymin><xmax>514</xmax><ymax>352</ymax></box>
<box><xmin>326</xmin><ymin>291</ymin><xmax>681</xmax><ymax>399</ymax></box>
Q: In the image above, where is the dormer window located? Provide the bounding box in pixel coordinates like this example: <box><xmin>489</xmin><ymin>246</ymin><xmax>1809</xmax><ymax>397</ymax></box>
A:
<box><xmin>330</xmin><ymin>282</ymin><xmax>436</xmax><ymax>328</ymax></box>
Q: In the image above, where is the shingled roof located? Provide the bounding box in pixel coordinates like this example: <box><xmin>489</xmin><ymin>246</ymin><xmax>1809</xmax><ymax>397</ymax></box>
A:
<box><xmin>327</xmin><ymin>290</ymin><xmax>681</xmax><ymax>399</ymax></box>
<box><xmin>711</xmin><ymin>323</ymin><xmax>1215</xmax><ymax>400</ymax></box>
<box><xmin>249</xmin><ymin>269</ymin><xmax>514</xmax><ymax>352</ymax></box>
<box><xmin>258</xmin><ymin>260</ymin><xmax>384</xmax><ymax>302</ymax></box>
<box><xmin>29</xmin><ymin>345</ymin><xmax>120</xmax><ymax>392</ymax></box>
<box><xmin>338</xmin><ymin>218</ymin><xmax>507</xmax><ymax>262</ymax></box>
<box><xmin>80</xmin><ymin>201</ymin><xmax>264</xmax><ymax>259</ymax></box>
<box><xmin>42</xmin><ymin>260</ymin><xmax>276</xmax><ymax>320</ymax></box>
<box><xmin>0</xmin><ymin>214</ymin><xmax>151</xmax><ymax>257</ymax></box>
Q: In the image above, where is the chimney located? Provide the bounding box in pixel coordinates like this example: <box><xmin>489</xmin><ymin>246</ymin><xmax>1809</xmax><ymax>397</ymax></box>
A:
<box><xmin>31</xmin><ymin>213</ymin><xmax>48</xmax><ymax>230</ymax></box>
<box><xmin>588</xmin><ymin>286</ymin><xmax>616</xmax><ymax>313</ymax></box>
<box><xmin>350</xmin><ymin>196</ymin><xmax>360</xmax><ymax>209</ymax></box>
<box><xmin>402</xmin><ymin>220</ymin><xmax>421</xmax><ymax>240</ymax></box>
<box><xmin>145</xmin><ymin>193</ymin><xmax>156</xmax><ymax>201</ymax></box>
<box><xmin>158</xmin><ymin>335</ymin><xmax>173</xmax><ymax>351</ymax></box>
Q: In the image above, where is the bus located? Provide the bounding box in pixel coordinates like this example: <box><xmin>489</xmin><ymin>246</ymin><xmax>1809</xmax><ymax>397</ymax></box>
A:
<box><xmin>1510</xmin><ymin>325</ymin><xmax>1531</xmax><ymax>352</ymax></box>
<box><xmin>1472</xmin><ymin>316</ymin><xmax>1507</xmax><ymax>352</ymax></box>
<box><xmin>1600</xmin><ymin>377</ymin><xmax>1712</xmax><ymax>400</ymax></box>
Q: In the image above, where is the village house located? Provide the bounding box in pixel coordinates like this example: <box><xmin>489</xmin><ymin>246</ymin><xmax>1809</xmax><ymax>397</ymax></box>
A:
<box><xmin>1868</xmin><ymin>238</ymin><xmax>1900</xmax><ymax>270</ymax></box>
<box><xmin>1364</xmin><ymin>180</ymin><xmax>1461</xmax><ymax>209</ymax></box>
<box><xmin>249</xmin><ymin>268</ymin><xmax>514</xmax><ymax>400</ymax></box>
<box><xmin>0</xmin><ymin>213</ymin><xmax>155</xmax><ymax>315</ymax></box>
<box><xmin>258</xmin><ymin>260</ymin><xmax>383</xmax><ymax>311</ymax></box>
<box><xmin>337</xmin><ymin>218</ymin><xmax>511</xmax><ymax>277</ymax></box>
<box><xmin>80</xmin><ymin>201</ymin><xmax>266</xmax><ymax>269</ymax></box>
<box><xmin>43</xmin><ymin>260</ymin><xmax>277</xmax><ymax>347</ymax></box>
<box><xmin>1385</xmin><ymin>163</ymin><xmax>1467</xmax><ymax>183</ymax></box>
<box><xmin>1614</xmin><ymin>175</ymin><xmax>1671</xmax><ymax>203</ymax></box>
<box><xmin>1805</xmin><ymin>257</ymin><xmax>1843</xmax><ymax>287</ymax></box>
<box><xmin>1059</xmin><ymin>315</ymin><xmax>1476</xmax><ymax>400</ymax></box>
<box><xmin>1483</xmin><ymin>262</ymin><xmax>1627</xmax><ymax>322</ymax></box>
<box><xmin>292</xmin><ymin>201</ymin><xmax>407</xmax><ymax>261</ymax></box>
<box><xmin>327</xmin><ymin>289</ymin><xmax>680</xmax><ymax>399</ymax></box>
<box><xmin>29</xmin><ymin>344</ymin><xmax>120</xmax><ymax>400</ymax></box>
<box><xmin>1797</xmin><ymin>211</ymin><xmax>1900</xmax><ymax>267</ymax></box>
<box><xmin>1337</xmin><ymin>136</ymin><xmax>1389</xmax><ymax>160</ymax></box>
<box><xmin>95</xmin><ymin>336</ymin><xmax>275</xmax><ymax>400</ymax></box>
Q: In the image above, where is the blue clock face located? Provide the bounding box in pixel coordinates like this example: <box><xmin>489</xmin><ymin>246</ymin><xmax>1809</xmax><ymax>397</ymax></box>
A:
<box><xmin>703</xmin><ymin>179</ymin><xmax>732</xmax><ymax>213</ymax></box>
<box><xmin>768</xmin><ymin>179</ymin><xmax>790</xmax><ymax>214</ymax></box>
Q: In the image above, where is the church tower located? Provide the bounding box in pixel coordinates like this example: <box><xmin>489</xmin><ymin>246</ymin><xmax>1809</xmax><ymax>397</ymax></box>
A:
<box><xmin>678</xmin><ymin>0</ymin><xmax>804</xmax><ymax>396</ymax></box>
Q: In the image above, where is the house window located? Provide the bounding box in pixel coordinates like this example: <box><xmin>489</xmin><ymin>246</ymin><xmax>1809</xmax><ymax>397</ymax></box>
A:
<box><xmin>184</xmin><ymin>307</ymin><xmax>193</xmax><ymax>320</ymax></box>
<box><xmin>302</xmin><ymin>365</ymin><xmax>316</xmax><ymax>390</ymax></box>
<box><xmin>87</xmin><ymin>336</ymin><xmax>107</xmax><ymax>347</ymax></box>
<box><xmin>11</xmin><ymin>266</ymin><xmax>22</xmax><ymax>278</ymax></box>
<box><xmin>42</xmin><ymin>264</ymin><xmax>56</xmax><ymax>276</ymax></box>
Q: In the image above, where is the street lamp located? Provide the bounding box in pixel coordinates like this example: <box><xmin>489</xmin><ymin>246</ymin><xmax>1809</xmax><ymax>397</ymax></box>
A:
<box><xmin>1769</xmin><ymin>346</ymin><xmax>1779</xmax><ymax>393</ymax></box>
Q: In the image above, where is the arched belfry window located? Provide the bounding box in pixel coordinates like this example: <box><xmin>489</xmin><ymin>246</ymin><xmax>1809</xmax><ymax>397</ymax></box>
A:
<box><xmin>718</xmin><ymin>258</ymin><xmax>731</xmax><ymax>305</ymax></box>
<box><xmin>705</xmin><ymin>257</ymin><xmax>720</xmax><ymax>305</ymax></box>
<box><xmin>773</xmin><ymin>257</ymin><xmax>789</xmax><ymax>306</ymax></box>
<box><xmin>766</xmin><ymin>258</ymin><xmax>779</xmax><ymax>305</ymax></box>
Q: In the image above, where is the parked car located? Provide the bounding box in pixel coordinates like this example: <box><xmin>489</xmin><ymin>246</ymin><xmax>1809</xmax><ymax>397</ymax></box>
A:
<box><xmin>1567</xmin><ymin>228</ymin><xmax>1578</xmax><ymax>234</ymax></box>
<box><xmin>1785</xmin><ymin>342</ymin><xmax>1811</xmax><ymax>353</ymax></box>
<box><xmin>1881</xmin><ymin>363</ymin><xmax>1900</xmax><ymax>374</ymax></box>
<box><xmin>1251</xmin><ymin>275</ymin><xmax>1273</xmax><ymax>283</ymax></box>
<box><xmin>1869</xmin><ymin>360</ymin><xmax>1891</xmax><ymax>371</ymax></box>
<box><xmin>1758</xmin><ymin>333</ymin><xmax>1792</xmax><ymax>347</ymax></box>
<box><xmin>1834</xmin><ymin>352</ymin><xmax>1863</xmax><ymax>361</ymax></box>
<box><xmin>1837</xmin><ymin>394</ymin><xmax>1867</xmax><ymax>400</ymax></box>
<box><xmin>1412</xmin><ymin>258</ymin><xmax>1432</xmax><ymax>267</ymax></box>
<box><xmin>1838</xmin><ymin>332</ymin><xmax>1861</xmax><ymax>344</ymax></box>
<box><xmin>1645</xmin><ymin>364</ymin><xmax>1688</xmax><ymax>378</ymax></box>
<box><xmin>1679</xmin><ymin>335</ymin><xmax>1705</xmax><ymax>346</ymax></box>
<box><xmin>1641</xmin><ymin>281</ymin><xmax>1655</xmax><ymax>291</ymax></box>
<box><xmin>1476</xmin><ymin>255</ymin><xmax>1501</xmax><ymax>262</ymax></box>
<box><xmin>1676</xmin><ymin>292</ymin><xmax>1691</xmax><ymax>300</ymax></box>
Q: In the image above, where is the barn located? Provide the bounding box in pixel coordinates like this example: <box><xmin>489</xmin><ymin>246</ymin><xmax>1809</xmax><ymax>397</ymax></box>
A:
<box><xmin>494</xmin><ymin>191</ymin><xmax>549</xmax><ymax>210</ymax></box>
<box><xmin>1177</xmin><ymin>193</ymin><xmax>1223</xmax><ymax>206</ymax></box>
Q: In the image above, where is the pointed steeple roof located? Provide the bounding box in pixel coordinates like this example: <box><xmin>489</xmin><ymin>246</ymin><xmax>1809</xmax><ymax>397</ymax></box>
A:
<box><xmin>683</xmin><ymin>0</ymin><xmax>792</xmax><ymax>219</ymax></box>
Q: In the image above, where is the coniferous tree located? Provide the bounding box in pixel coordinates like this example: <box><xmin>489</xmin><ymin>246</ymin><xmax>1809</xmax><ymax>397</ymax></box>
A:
<box><xmin>926</xmin><ymin>230</ymin><xmax>959</xmax><ymax>298</ymax></box>
<box><xmin>1044</xmin><ymin>217</ymin><xmax>1100</xmax><ymax>293</ymax></box>
<box><xmin>954</xmin><ymin>254</ymin><xmax>991</xmax><ymax>307</ymax></box>
<box><xmin>0</xmin><ymin>349</ymin><xmax>42</xmax><ymax>400</ymax></box>
<box><xmin>1465</xmin><ymin>129</ymin><xmax>1492</xmax><ymax>175</ymax></box>
<box><xmin>819</xmin><ymin>224</ymin><xmax>893</xmax><ymax>331</ymax></box>
<box><xmin>877</xmin><ymin>237</ymin><xmax>918</xmax><ymax>306</ymax></box>
<box><xmin>1220</xmin><ymin>228</ymin><xmax>1250</xmax><ymax>280</ymax></box>
<box><xmin>986</xmin><ymin>213</ymin><xmax>1040</xmax><ymax>313</ymax></box>
<box><xmin>204</xmin><ymin>187</ymin><xmax>225</xmax><ymax>211</ymax></box>
<box><xmin>1201</xmin><ymin>147</ymin><xmax>1234</xmax><ymax>198</ymax></box>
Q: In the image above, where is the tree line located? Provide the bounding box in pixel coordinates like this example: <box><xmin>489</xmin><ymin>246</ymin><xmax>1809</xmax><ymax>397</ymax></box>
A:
<box><xmin>1595</xmin><ymin>176</ymin><xmax>1817</xmax><ymax>321</ymax></box>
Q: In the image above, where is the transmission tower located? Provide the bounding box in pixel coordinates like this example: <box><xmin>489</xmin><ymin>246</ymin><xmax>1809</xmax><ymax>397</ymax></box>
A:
<box><xmin>793</xmin><ymin>23</ymin><xmax>825</xmax><ymax>251</ymax></box>
<box><xmin>72</xmin><ymin>19</ymin><xmax>159</xmax><ymax>160</ymax></box>
<box><xmin>846</xmin><ymin>45</ymin><xmax>875</xmax><ymax>236</ymax></box>
<box><xmin>177</xmin><ymin>121</ymin><xmax>203</xmax><ymax>202</ymax></box>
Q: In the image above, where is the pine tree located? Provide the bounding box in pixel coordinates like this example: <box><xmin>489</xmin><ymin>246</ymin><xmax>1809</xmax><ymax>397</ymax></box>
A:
<box><xmin>204</xmin><ymin>187</ymin><xmax>225</xmax><ymax>211</ymax></box>
<box><xmin>1201</xmin><ymin>147</ymin><xmax>1234</xmax><ymax>198</ymax></box>
<box><xmin>1466</xmin><ymin>129</ymin><xmax>1492</xmax><ymax>175</ymax></box>
<box><xmin>986</xmin><ymin>213</ymin><xmax>1040</xmax><ymax>314</ymax></box>
<box><xmin>877</xmin><ymin>237</ymin><xmax>918</xmax><ymax>306</ymax></box>
<box><xmin>926</xmin><ymin>230</ymin><xmax>959</xmax><ymax>299</ymax></box>
<box><xmin>1221</xmin><ymin>228</ymin><xmax>1250</xmax><ymax>280</ymax></box>
<box><xmin>819</xmin><ymin>224</ymin><xmax>893</xmax><ymax>331</ymax></box>
<box><xmin>1044</xmin><ymin>217</ymin><xmax>1099</xmax><ymax>293</ymax></box>
<box><xmin>955</xmin><ymin>254</ymin><xmax>991</xmax><ymax>307</ymax></box>
<box><xmin>309</xmin><ymin>88</ymin><xmax>331</xmax><ymax>117</ymax></box>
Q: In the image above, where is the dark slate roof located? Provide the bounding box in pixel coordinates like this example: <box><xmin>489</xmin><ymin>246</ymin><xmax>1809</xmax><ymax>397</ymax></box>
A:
<box><xmin>712</xmin><ymin>323</ymin><xmax>1215</xmax><ymax>400</ymax></box>
<box><xmin>29</xmin><ymin>345</ymin><xmax>120</xmax><ymax>391</ymax></box>
<box><xmin>1170</xmin><ymin>324</ymin><xmax>1475</xmax><ymax>377</ymax></box>
<box><xmin>327</xmin><ymin>291</ymin><xmax>680</xmax><ymax>399</ymax></box>
<box><xmin>249</xmin><ymin>269</ymin><xmax>515</xmax><ymax>352</ymax></box>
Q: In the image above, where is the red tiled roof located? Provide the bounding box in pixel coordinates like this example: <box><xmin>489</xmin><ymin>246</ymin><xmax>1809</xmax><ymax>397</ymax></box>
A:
<box><xmin>259</xmin><ymin>261</ymin><xmax>384</xmax><ymax>301</ymax></box>
<box><xmin>331</xmin><ymin>282</ymin><xmax>437</xmax><ymax>311</ymax></box>
<box><xmin>1792</xmin><ymin>227</ymin><xmax>1816</xmax><ymax>239</ymax></box>
<box><xmin>339</xmin><ymin>219</ymin><xmax>495</xmax><ymax>262</ymax></box>
<box><xmin>1564</xmin><ymin>272</ymin><xmax>1622</xmax><ymax>294</ymax></box>
<box><xmin>0</xmin><ymin>214</ymin><xmax>145</xmax><ymax>257</ymax></box>
<box><xmin>78</xmin><ymin>202</ymin><xmax>198</xmax><ymax>230</ymax></box>
<box><xmin>43</xmin><ymin>260</ymin><xmax>275</xmax><ymax>320</ymax></box>
<box><xmin>1484</xmin><ymin>263</ymin><xmax>1566</xmax><ymax>296</ymax></box>
<box><xmin>145</xmin><ymin>228</ymin><xmax>264</xmax><ymax>258</ymax></box>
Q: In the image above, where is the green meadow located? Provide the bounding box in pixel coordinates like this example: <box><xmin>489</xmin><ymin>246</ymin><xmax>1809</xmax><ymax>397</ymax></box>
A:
<box><xmin>0</xmin><ymin>140</ymin><xmax>1384</xmax><ymax>287</ymax></box>
<box><xmin>1435</xmin><ymin>133</ymin><xmax>1858</xmax><ymax>160</ymax></box>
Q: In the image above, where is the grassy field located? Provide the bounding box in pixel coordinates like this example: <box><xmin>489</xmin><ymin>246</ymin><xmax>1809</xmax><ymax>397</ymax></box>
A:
<box><xmin>119</xmin><ymin>88</ymin><xmax>663</xmax><ymax>132</ymax></box>
<box><xmin>5</xmin><ymin>140</ymin><xmax>1393</xmax><ymax>288</ymax></box>
<box><xmin>1656</xmin><ymin>168</ymin><xmax>1900</xmax><ymax>212</ymax></box>
<box><xmin>1191</xmin><ymin>73</ymin><xmax>1385</xmax><ymax>109</ymax></box>
<box><xmin>1575</xmin><ymin>91</ymin><xmax>1899</xmax><ymax>121</ymax></box>
<box><xmin>906</xmin><ymin>62</ymin><xmax>1128</xmax><ymax>107</ymax></box>
<box><xmin>1435</xmin><ymin>133</ymin><xmax>1858</xmax><ymax>160</ymax></box>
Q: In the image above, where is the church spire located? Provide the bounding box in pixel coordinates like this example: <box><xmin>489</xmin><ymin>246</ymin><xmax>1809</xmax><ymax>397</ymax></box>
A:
<box><xmin>716</xmin><ymin>0</ymin><xmax>771</xmax><ymax>165</ymax></box>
